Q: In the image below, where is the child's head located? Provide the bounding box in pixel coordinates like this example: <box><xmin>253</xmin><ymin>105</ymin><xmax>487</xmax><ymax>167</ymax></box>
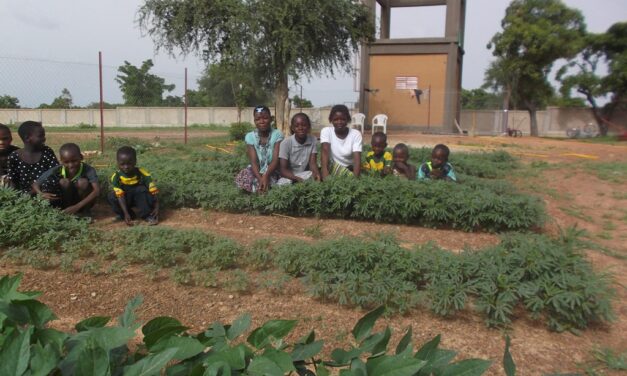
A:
<box><xmin>328</xmin><ymin>104</ymin><xmax>351</xmax><ymax>131</ymax></box>
<box><xmin>431</xmin><ymin>144</ymin><xmax>450</xmax><ymax>168</ymax></box>
<box><xmin>290</xmin><ymin>113</ymin><xmax>311</xmax><ymax>137</ymax></box>
<box><xmin>370</xmin><ymin>132</ymin><xmax>387</xmax><ymax>157</ymax></box>
<box><xmin>253</xmin><ymin>105</ymin><xmax>272</xmax><ymax>133</ymax></box>
<box><xmin>59</xmin><ymin>143</ymin><xmax>83</xmax><ymax>176</ymax></box>
<box><xmin>393</xmin><ymin>143</ymin><xmax>410</xmax><ymax>164</ymax></box>
<box><xmin>17</xmin><ymin>121</ymin><xmax>45</xmax><ymax>147</ymax></box>
<box><xmin>116</xmin><ymin>146</ymin><xmax>137</xmax><ymax>174</ymax></box>
<box><xmin>0</xmin><ymin>124</ymin><xmax>12</xmax><ymax>151</ymax></box>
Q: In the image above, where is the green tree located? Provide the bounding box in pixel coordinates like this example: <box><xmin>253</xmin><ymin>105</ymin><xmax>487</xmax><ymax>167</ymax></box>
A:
<box><xmin>0</xmin><ymin>95</ymin><xmax>20</xmax><ymax>108</ymax></box>
<box><xmin>460</xmin><ymin>88</ymin><xmax>501</xmax><ymax>110</ymax></box>
<box><xmin>138</xmin><ymin>0</ymin><xmax>374</xmax><ymax>134</ymax></box>
<box><xmin>39</xmin><ymin>88</ymin><xmax>73</xmax><ymax>109</ymax></box>
<box><xmin>596</xmin><ymin>22</ymin><xmax>627</xmax><ymax>118</ymax></box>
<box><xmin>115</xmin><ymin>60</ymin><xmax>175</xmax><ymax>106</ymax></box>
<box><xmin>292</xmin><ymin>95</ymin><xmax>313</xmax><ymax>109</ymax></box>
<box><xmin>487</xmin><ymin>0</ymin><xmax>586</xmax><ymax>136</ymax></box>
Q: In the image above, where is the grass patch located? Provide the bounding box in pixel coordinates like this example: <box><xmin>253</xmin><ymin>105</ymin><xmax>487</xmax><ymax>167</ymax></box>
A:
<box><xmin>582</xmin><ymin>161</ymin><xmax>627</xmax><ymax>184</ymax></box>
<box><xmin>560</xmin><ymin>206</ymin><xmax>594</xmax><ymax>222</ymax></box>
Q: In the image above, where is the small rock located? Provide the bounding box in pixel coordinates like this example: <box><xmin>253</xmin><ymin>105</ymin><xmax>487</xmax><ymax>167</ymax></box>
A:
<box><xmin>90</xmin><ymin>292</ymin><xmax>97</xmax><ymax>297</ymax></box>
<box><xmin>249</xmin><ymin>226</ymin><xmax>254</xmax><ymax>230</ymax></box>
<box><xmin>70</xmin><ymin>296</ymin><xmax>78</xmax><ymax>301</ymax></box>
<box><xmin>228</xmin><ymin>295</ymin><xmax>234</xmax><ymax>299</ymax></box>
<box><xmin>238</xmin><ymin>220</ymin><xmax>243</xmax><ymax>224</ymax></box>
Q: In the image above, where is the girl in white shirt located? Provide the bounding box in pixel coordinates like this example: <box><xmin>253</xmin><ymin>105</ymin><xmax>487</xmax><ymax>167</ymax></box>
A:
<box><xmin>320</xmin><ymin>104</ymin><xmax>362</xmax><ymax>179</ymax></box>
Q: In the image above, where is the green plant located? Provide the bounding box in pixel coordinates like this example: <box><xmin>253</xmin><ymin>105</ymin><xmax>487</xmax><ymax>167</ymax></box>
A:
<box><xmin>228</xmin><ymin>121</ymin><xmax>254</xmax><ymax>141</ymax></box>
<box><xmin>225</xmin><ymin>269</ymin><xmax>252</xmax><ymax>293</ymax></box>
<box><xmin>0</xmin><ymin>277</ymin><xmax>496</xmax><ymax>376</ymax></box>
<box><xmin>304</xmin><ymin>223</ymin><xmax>324</xmax><ymax>238</ymax></box>
<box><xmin>245</xmin><ymin>238</ymin><xmax>275</xmax><ymax>270</ymax></box>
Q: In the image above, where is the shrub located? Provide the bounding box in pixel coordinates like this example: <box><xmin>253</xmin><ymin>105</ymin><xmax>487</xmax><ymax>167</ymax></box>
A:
<box><xmin>229</xmin><ymin>121</ymin><xmax>254</xmax><ymax>141</ymax></box>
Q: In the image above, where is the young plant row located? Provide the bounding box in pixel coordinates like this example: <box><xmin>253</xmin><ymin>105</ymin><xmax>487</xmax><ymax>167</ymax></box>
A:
<box><xmin>1</xmin><ymin>274</ymin><xmax>511</xmax><ymax>376</ymax></box>
<box><xmin>92</xmin><ymin>145</ymin><xmax>544</xmax><ymax>232</ymax></box>
<box><xmin>0</xmin><ymin>188</ymin><xmax>613</xmax><ymax>333</ymax></box>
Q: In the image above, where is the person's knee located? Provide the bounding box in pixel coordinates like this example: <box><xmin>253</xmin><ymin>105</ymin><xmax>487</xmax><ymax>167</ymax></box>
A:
<box><xmin>76</xmin><ymin>178</ymin><xmax>89</xmax><ymax>191</ymax></box>
<box><xmin>59</xmin><ymin>178</ymin><xmax>71</xmax><ymax>189</ymax></box>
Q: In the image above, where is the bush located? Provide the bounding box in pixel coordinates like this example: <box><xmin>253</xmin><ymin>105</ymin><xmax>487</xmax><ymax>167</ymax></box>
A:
<box><xmin>229</xmin><ymin>121</ymin><xmax>254</xmax><ymax>141</ymax></box>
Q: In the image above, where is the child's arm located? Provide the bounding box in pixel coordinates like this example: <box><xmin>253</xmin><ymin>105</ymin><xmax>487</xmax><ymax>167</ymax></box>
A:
<box><xmin>117</xmin><ymin>195</ymin><xmax>133</xmax><ymax>225</ymax></box>
<box><xmin>309</xmin><ymin>152</ymin><xmax>321</xmax><ymax>181</ymax></box>
<box><xmin>64</xmin><ymin>182</ymin><xmax>100</xmax><ymax>215</ymax></box>
<box><xmin>406</xmin><ymin>163</ymin><xmax>417</xmax><ymax>180</ymax></box>
<box><xmin>246</xmin><ymin>145</ymin><xmax>263</xmax><ymax>183</ymax></box>
<box><xmin>352</xmin><ymin>152</ymin><xmax>362</xmax><ymax>177</ymax></box>
<box><xmin>32</xmin><ymin>181</ymin><xmax>58</xmax><ymax>201</ymax></box>
<box><xmin>260</xmin><ymin>141</ymin><xmax>282</xmax><ymax>191</ymax></box>
<box><xmin>320</xmin><ymin>143</ymin><xmax>330</xmax><ymax>180</ymax></box>
<box><xmin>279</xmin><ymin>158</ymin><xmax>301</xmax><ymax>182</ymax></box>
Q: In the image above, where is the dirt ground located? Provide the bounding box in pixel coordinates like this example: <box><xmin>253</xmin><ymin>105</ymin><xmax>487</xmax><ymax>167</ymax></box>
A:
<box><xmin>2</xmin><ymin>130</ymin><xmax>627</xmax><ymax>375</ymax></box>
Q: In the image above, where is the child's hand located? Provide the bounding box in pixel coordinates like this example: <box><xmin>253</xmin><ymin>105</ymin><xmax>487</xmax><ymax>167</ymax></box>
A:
<box><xmin>150</xmin><ymin>207</ymin><xmax>159</xmax><ymax>219</ymax></box>
<box><xmin>124</xmin><ymin>213</ymin><xmax>133</xmax><ymax>226</ymax></box>
<box><xmin>63</xmin><ymin>205</ymin><xmax>80</xmax><ymax>215</ymax></box>
<box><xmin>430</xmin><ymin>168</ymin><xmax>444</xmax><ymax>178</ymax></box>
<box><xmin>394</xmin><ymin>161</ymin><xmax>407</xmax><ymax>172</ymax></box>
<box><xmin>313</xmin><ymin>173</ymin><xmax>321</xmax><ymax>182</ymax></box>
<box><xmin>383</xmin><ymin>166</ymin><xmax>393</xmax><ymax>175</ymax></box>
<box><xmin>259</xmin><ymin>174</ymin><xmax>270</xmax><ymax>193</ymax></box>
<box><xmin>40</xmin><ymin>192</ymin><xmax>58</xmax><ymax>201</ymax></box>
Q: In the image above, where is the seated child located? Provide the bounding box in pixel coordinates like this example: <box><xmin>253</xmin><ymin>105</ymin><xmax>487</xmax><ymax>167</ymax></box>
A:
<box><xmin>7</xmin><ymin>121</ymin><xmax>59</xmax><ymax>193</ymax></box>
<box><xmin>0</xmin><ymin>124</ymin><xmax>20</xmax><ymax>188</ymax></box>
<box><xmin>391</xmin><ymin>143</ymin><xmax>416</xmax><ymax>180</ymax></box>
<box><xmin>362</xmin><ymin>131</ymin><xmax>392</xmax><ymax>176</ymax></box>
<box><xmin>235</xmin><ymin>105</ymin><xmax>284</xmax><ymax>193</ymax></box>
<box><xmin>277</xmin><ymin>113</ymin><xmax>320</xmax><ymax>185</ymax></box>
<box><xmin>320</xmin><ymin>104</ymin><xmax>362</xmax><ymax>178</ymax></box>
<box><xmin>33</xmin><ymin>143</ymin><xmax>100</xmax><ymax>216</ymax></box>
<box><xmin>418</xmin><ymin>144</ymin><xmax>457</xmax><ymax>182</ymax></box>
<box><xmin>107</xmin><ymin>146</ymin><xmax>159</xmax><ymax>225</ymax></box>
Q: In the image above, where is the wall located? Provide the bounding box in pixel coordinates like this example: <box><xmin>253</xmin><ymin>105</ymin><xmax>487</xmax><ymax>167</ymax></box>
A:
<box><xmin>1</xmin><ymin>106</ymin><xmax>624</xmax><ymax>136</ymax></box>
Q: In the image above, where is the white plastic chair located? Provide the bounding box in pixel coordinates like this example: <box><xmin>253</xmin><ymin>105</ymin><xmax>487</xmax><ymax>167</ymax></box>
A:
<box><xmin>372</xmin><ymin>114</ymin><xmax>388</xmax><ymax>134</ymax></box>
<box><xmin>351</xmin><ymin>113</ymin><xmax>366</xmax><ymax>133</ymax></box>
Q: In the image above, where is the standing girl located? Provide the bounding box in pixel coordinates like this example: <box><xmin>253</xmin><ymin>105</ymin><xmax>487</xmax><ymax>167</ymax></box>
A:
<box><xmin>235</xmin><ymin>106</ymin><xmax>284</xmax><ymax>193</ymax></box>
<box><xmin>320</xmin><ymin>104</ymin><xmax>362</xmax><ymax>179</ymax></box>
<box><xmin>7</xmin><ymin>121</ymin><xmax>59</xmax><ymax>194</ymax></box>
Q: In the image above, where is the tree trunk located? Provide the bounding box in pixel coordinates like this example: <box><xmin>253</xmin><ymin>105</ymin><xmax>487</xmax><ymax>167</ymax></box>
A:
<box><xmin>274</xmin><ymin>75</ymin><xmax>290</xmax><ymax>135</ymax></box>
<box><xmin>584</xmin><ymin>92</ymin><xmax>607</xmax><ymax>136</ymax></box>
<box><xmin>527</xmin><ymin>103</ymin><xmax>539</xmax><ymax>137</ymax></box>
<box><xmin>501</xmin><ymin>86</ymin><xmax>511</xmax><ymax>133</ymax></box>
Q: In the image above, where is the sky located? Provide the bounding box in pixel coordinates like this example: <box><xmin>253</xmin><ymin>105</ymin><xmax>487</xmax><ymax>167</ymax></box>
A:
<box><xmin>0</xmin><ymin>0</ymin><xmax>625</xmax><ymax>108</ymax></box>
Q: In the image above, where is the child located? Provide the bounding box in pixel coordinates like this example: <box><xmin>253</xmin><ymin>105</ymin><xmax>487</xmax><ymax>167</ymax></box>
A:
<box><xmin>33</xmin><ymin>143</ymin><xmax>100</xmax><ymax>216</ymax></box>
<box><xmin>7</xmin><ymin>121</ymin><xmax>59</xmax><ymax>193</ymax></box>
<box><xmin>0</xmin><ymin>124</ymin><xmax>19</xmax><ymax>188</ymax></box>
<box><xmin>362</xmin><ymin>132</ymin><xmax>392</xmax><ymax>176</ymax></box>
<box><xmin>277</xmin><ymin>113</ymin><xmax>320</xmax><ymax>185</ymax></box>
<box><xmin>235</xmin><ymin>105</ymin><xmax>284</xmax><ymax>193</ymax></box>
<box><xmin>391</xmin><ymin>143</ymin><xmax>416</xmax><ymax>180</ymax></box>
<box><xmin>108</xmin><ymin>146</ymin><xmax>159</xmax><ymax>225</ymax></box>
<box><xmin>320</xmin><ymin>104</ymin><xmax>362</xmax><ymax>179</ymax></box>
<box><xmin>418</xmin><ymin>144</ymin><xmax>457</xmax><ymax>181</ymax></box>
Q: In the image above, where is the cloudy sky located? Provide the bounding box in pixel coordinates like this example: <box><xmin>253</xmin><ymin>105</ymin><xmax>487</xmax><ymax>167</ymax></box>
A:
<box><xmin>0</xmin><ymin>0</ymin><xmax>625</xmax><ymax>107</ymax></box>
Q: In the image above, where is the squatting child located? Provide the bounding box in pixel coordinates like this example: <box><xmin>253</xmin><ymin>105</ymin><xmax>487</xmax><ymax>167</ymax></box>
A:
<box><xmin>362</xmin><ymin>131</ymin><xmax>392</xmax><ymax>176</ymax></box>
<box><xmin>391</xmin><ymin>143</ymin><xmax>416</xmax><ymax>180</ymax></box>
<box><xmin>7</xmin><ymin>121</ymin><xmax>59</xmax><ymax>193</ymax></box>
<box><xmin>33</xmin><ymin>143</ymin><xmax>100</xmax><ymax>216</ymax></box>
<box><xmin>108</xmin><ymin>146</ymin><xmax>159</xmax><ymax>225</ymax></box>
<box><xmin>277</xmin><ymin>113</ymin><xmax>320</xmax><ymax>185</ymax></box>
<box><xmin>418</xmin><ymin>144</ymin><xmax>457</xmax><ymax>182</ymax></box>
<box><xmin>235</xmin><ymin>105</ymin><xmax>284</xmax><ymax>193</ymax></box>
<box><xmin>0</xmin><ymin>124</ymin><xmax>19</xmax><ymax>188</ymax></box>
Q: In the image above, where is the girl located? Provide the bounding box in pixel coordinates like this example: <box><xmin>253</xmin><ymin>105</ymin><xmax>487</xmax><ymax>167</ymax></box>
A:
<box><xmin>320</xmin><ymin>104</ymin><xmax>362</xmax><ymax>179</ymax></box>
<box><xmin>277</xmin><ymin>113</ymin><xmax>320</xmax><ymax>185</ymax></box>
<box><xmin>235</xmin><ymin>106</ymin><xmax>284</xmax><ymax>193</ymax></box>
<box><xmin>7</xmin><ymin>121</ymin><xmax>59</xmax><ymax>194</ymax></box>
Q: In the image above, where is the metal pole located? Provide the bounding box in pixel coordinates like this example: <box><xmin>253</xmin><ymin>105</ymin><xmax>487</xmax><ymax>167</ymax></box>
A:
<box><xmin>427</xmin><ymin>84</ymin><xmax>431</xmax><ymax>129</ymax></box>
<box><xmin>99</xmin><ymin>51</ymin><xmax>104</xmax><ymax>153</ymax></box>
<box><xmin>184</xmin><ymin>67</ymin><xmax>188</xmax><ymax>145</ymax></box>
<box><xmin>300</xmin><ymin>84</ymin><xmax>303</xmax><ymax>112</ymax></box>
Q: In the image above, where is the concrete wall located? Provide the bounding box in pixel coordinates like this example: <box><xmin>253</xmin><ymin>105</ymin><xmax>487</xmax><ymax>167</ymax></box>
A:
<box><xmin>1</xmin><ymin>106</ymin><xmax>624</xmax><ymax>136</ymax></box>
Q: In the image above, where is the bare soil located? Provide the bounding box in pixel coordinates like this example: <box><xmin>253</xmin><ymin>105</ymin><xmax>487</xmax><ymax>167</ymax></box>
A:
<box><xmin>2</xmin><ymin>132</ymin><xmax>627</xmax><ymax>375</ymax></box>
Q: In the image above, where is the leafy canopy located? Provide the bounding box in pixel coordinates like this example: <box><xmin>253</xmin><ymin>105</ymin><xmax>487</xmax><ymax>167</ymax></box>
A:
<box><xmin>115</xmin><ymin>59</ymin><xmax>176</xmax><ymax>106</ymax></box>
<box><xmin>0</xmin><ymin>95</ymin><xmax>20</xmax><ymax>109</ymax></box>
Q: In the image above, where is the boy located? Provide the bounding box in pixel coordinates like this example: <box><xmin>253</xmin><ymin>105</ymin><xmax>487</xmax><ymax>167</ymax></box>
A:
<box><xmin>33</xmin><ymin>143</ymin><xmax>100</xmax><ymax>216</ymax></box>
<box><xmin>391</xmin><ymin>143</ymin><xmax>416</xmax><ymax>180</ymax></box>
<box><xmin>362</xmin><ymin>131</ymin><xmax>392</xmax><ymax>176</ymax></box>
<box><xmin>277</xmin><ymin>113</ymin><xmax>320</xmax><ymax>185</ymax></box>
<box><xmin>108</xmin><ymin>146</ymin><xmax>159</xmax><ymax>225</ymax></box>
<box><xmin>0</xmin><ymin>124</ymin><xmax>19</xmax><ymax>188</ymax></box>
<box><xmin>418</xmin><ymin>144</ymin><xmax>457</xmax><ymax>182</ymax></box>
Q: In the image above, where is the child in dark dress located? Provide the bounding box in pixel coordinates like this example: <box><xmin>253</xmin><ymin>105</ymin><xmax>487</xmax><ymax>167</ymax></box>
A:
<box><xmin>0</xmin><ymin>124</ymin><xmax>20</xmax><ymax>188</ymax></box>
<box><xmin>7</xmin><ymin>121</ymin><xmax>59</xmax><ymax>194</ymax></box>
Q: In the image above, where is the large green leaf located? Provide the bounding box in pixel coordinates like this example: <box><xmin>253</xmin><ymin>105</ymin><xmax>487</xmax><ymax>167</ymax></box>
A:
<box><xmin>143</xmin><ymin>316</ymin><xmax>184</xmax><ymax>337</ymax></box>
<box><xmin>414</xmin><ymin>335</ymin><xmax>441</xmax><ymax>361</ymax></box>
<box><xmin>291</xmin><ymin>340</ymin><xmax>324</xmax><ymax>361</ymax></box>
<box><xmin>371</xmin><ymin>326</ymin><xmax>392</xmax><ymax>357</ymax></box>
<box><xmin>441</xmin><ymin>359</ymin><xmax>492</xmax><ymax>376</ymax></box>
<box><xmin>0</xmin><ymin>326</ymin><xmax>32</xmax><ymax>376</ymax></box>
<box><xmin>246</xmin><ymin>355</ymin><xmax>284</xmax><ymax>376</ymax></box>
<box><xmin>0</xmin><ymin>300</ymin><xmax>56</xmax><ymax>328</ymax></box>
<box><xmin>29</xmin><ymin>343</ymin><xmax>59</xmax><ymax>376</ymax></box>
<box><xmin>350</xmin><ymin>358</ymin><xmax>368</xmax><ymax>376</ymax></box>
<box><xmin>366</xmin><ymin>356</ymin><xmax>426</xmax><ymax>376</ymax></box>
<box><xmin>75</xmin><ymin>344</ymin><xmax>111</xmax><ymax>376</ymax></box>
<box><xmin>151</xmin><ymin>336</ymin><xmax>205</xmax><ymax>360</ymax></box>
<box><xmin>329</xmin><ymin>348</ymin><xmax>363</xmax><ymax>366</ymax></box>
<box><xmin>203</xmin><ymin>361</ymin><xmax>232</xmax><ymax>376</ymax></box>
<box><xmin>417</xmin><ymin>349</ymin><xmax>457</xmax><ymax>376</ymax></box>
<box><xmin>123</xmin><ymin>348</ymin><xmax>178</xmax><ymax>376</ymax></box>
<box><xmin>352</xmin><ymin>306</ymin><xmax>385</xmax><ymax>342</ymax></box>
<box><xmin>32</xmin><ymin>328</ymin><xmax>68</xmax><ymax>354</ymax></box>
<box><xmin>144</xmin><ymin>325</ymin><xmax>189</xmax><ymax>349</ymax></box>
<box><xmin>204</xmin><ymin>344</ymin><xmax>247</xmax><ymax>370</ymax></box>
<box><xmin>226</xmin><ymin>313</ymin><xmax>251</xmax><ymax>341</ymax></box>
<box><xmin>0</xmin><ymin>274</ymin><xmax>41</xmax><ymax>301</ymax></box>
<box><xmin>503</xmin><ymin>336</ymin><xmax>516</xmax><ymax>376</ymax></box>
<box><xmin>395</xmin><ymin>327</ymin><xmax>413</xmax><ymax>356</ymax></box>
<box><xmin>75</xmin><ymin>316</ymin><xmax>111</xmax><ymax>332</ymax></box>
<box><xmin>118</xmin><ymin>295</ymin><xmax>143</xmax><ymax>329</ymax></box>
<box><xmin>263</xmin><ymin>349</ymin><xmax>296</xmax><ymax>373</ymax></box>
<box><xmin>246</xmin><ymin>319</ymin><xmax>297</xmax><ymax>349</ymax></box>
